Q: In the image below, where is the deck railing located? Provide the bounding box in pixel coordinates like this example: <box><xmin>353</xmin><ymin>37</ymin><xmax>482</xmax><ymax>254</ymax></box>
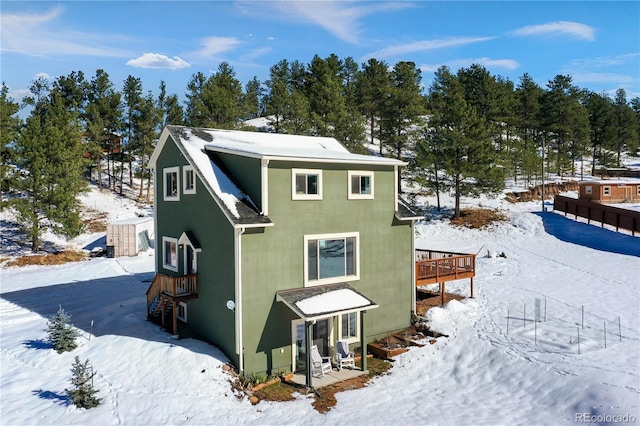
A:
<box><xmin>415</xmin><ymin>249</ymin><xmax>475</xmax><ymax>285</ymax></box>
<box><xmin>146</xmin><ymin>273</ymin><xmax>198</xmax><ymax>315</ymax></box>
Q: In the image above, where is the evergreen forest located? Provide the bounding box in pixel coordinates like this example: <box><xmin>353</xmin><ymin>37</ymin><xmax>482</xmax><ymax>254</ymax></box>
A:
<box><xmin>2</xmin><ymin>54</ymin><xmax>639</xmax><ymax>250</ymax></box>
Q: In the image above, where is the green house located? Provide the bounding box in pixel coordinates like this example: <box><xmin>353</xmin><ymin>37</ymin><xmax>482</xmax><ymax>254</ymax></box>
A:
<box><xmin>147</xmin><ymin>125</ymin><xmax>422</xmax><ymax>385</ymax></box>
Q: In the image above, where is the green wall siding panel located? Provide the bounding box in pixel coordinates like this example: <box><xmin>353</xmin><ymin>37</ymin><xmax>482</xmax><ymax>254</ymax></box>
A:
<box><xmin>154</xmin><ymin>136</ymin><xmax>239</xmax><ymax>367</ymax></box>
<box><xmin>156</xmin><ymin>138</ymin><xmax>414</xmax><ymax>376</ymax></box>
<box><xmin>215</xmin><ymin>152</ymin><xmax>263</xmax><ymax>210</ymax></box>
<box><xmin>239</xmin><ymin>160</ymin><xmax>413</xmax><ymax>375</ymax></box>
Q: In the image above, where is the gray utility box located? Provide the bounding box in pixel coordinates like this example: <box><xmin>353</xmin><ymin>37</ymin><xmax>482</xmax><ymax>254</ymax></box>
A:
<box><xmin>106</xmin><ymin>217</ymin><xmax>154</xmax><ymax>257</ymax></box>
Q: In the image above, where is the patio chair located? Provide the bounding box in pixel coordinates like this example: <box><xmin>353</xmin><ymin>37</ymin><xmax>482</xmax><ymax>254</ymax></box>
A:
<box><xmin>336</xmin><ymin>340</ymin><xmax>355</xmax><ymax>370</ymax></box>
<box><xmin>310</xmin><ymin>345</ymin><xmax>332</xmax><ymax>377</ymax></box>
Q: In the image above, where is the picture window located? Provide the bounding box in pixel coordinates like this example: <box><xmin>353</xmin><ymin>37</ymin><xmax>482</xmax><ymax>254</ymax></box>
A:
<box><xmin>304</xmin><ymin>232</ymin><xmax>359</xmax><ymax>286</ymax></box>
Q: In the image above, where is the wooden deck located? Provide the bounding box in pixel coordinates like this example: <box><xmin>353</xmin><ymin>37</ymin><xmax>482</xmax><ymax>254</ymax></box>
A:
<box><xmin>415</xmin><ymin>249</ymin><xmax>476</xmax><ymax>304</ymax></box>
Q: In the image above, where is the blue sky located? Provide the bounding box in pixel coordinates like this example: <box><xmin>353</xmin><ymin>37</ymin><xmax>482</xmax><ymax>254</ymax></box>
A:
<box><xmin>2</xmin><ymin>1</ymin><xmax>639</xmax><ymax>109</ymax></box>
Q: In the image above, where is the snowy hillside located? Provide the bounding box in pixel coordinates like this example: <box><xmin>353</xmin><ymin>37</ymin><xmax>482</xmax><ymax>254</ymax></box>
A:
<box><xmin>1</xmin><ymin>183</ymin><xmax>638</xmax><ymax>425</ymax></box>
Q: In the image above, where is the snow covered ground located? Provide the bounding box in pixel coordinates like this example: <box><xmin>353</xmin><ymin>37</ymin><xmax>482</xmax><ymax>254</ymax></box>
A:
<box><xmin>1</xmin><ymin>184</ymin><xmax>639</xmax><ymax>425</ymax></box>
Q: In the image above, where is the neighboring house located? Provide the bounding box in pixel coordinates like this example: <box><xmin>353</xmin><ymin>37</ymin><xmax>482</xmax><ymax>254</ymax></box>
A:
<box><xmin>578</xmin><ymin>180</ymin><xmax>640</xmax><ymax>203</ymax></box>
<box><xmin>147</xmin><ymin>126</ymin><xmax>422</xmax><ymax>385</ymax></box>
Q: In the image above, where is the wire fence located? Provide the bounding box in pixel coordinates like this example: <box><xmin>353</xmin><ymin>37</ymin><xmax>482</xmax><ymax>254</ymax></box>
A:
<box><xmin>504</xmin><ymin>298</ymin><xmax>630</xmax><ymax>354</ymax></box>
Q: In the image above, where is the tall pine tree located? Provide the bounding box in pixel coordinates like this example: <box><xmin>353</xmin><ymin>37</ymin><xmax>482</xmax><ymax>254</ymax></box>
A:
<box><xmin>425</xmin><ymin>66</ymin><xmax>504</xmax><ymax>218</ymax></box>
<box><xmin>14</xmin><ymin>78</ymin><xmax>87</xmax><ymax>252</ymax></box>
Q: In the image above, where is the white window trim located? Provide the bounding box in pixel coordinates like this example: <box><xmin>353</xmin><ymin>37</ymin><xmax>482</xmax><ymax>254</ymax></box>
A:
<box><xmin>636</xmin><ymin>185</ymin><xmax>640</xmax><ymax>196</ymax></box>
<box><xmin>338</xmin><ymin>312</ymin><xmax>360</xmax><ymax>344</ymax></box>
<box><xmin>292</xmin><ymin>168</ymin><xmax>323</xmax><ymax>200</ymax></box>
<box><xmin>177</xmin><ymin>302</ymin><xmax>188</xmax><ymax>322</ymax></box>
<box><xmin>163</xmin><ymin>166</ymin><xmax>180</xmax><ymax>201</ymax></box>
<box><xmin>603</xmin><ymin>186</ymin><xmax>611</xmax><ymax>196</ymax></box>
<box><xmin>585</xmin><ymin>185</ymin><xmax>592</xmax><ymax>195</ymax></box>
<box><xmin>348</xmin><ymin>170</ymin><xmax>374</xmax><ymax>200</ymax></box>
<box><xmin>162</xmin><ymin>236</ymin><xmax>179</xmax><ymax>272</ymax></box>
<box><xmin>183</xmin><ymin>165</ymin><xmax>196</xmax><ymax>195</ymax></box>
<box><xmin>303</xmin><ymin>231</ymin><xmax>360</xmax><ymax>287</ymax></box>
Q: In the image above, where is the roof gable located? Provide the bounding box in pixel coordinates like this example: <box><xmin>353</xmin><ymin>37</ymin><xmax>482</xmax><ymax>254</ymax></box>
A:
<box><xmin>150</xmin><ymin>126</ymin><xmax>272</xmax><ymax>228</ymax></box>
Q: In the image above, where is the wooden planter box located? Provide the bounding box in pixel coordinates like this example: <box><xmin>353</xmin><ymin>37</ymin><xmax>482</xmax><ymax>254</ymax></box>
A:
<box><xmin>367</xmin><ymin>342</ymin><xmax>410</xmax><ymax>360</ymax></box>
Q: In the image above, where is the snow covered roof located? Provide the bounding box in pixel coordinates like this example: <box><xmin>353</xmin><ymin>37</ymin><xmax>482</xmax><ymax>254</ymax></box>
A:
<box><xmin>276</xmin><ymin>282</ymin><xmax>378</xmax><ymax>321</ymax></box>
<box><xmin>171</xmin><ymin>125</ymin><xmax>405</xmax><ymax>166</ymax></box>
<box><xmin>108</xmin><ymin>216</ymin><xmax>154</xmax><ymax>226</ymax></box>
<box><xmin>149</xmin><ymin>126</ymin><xmax>273</xmax><ymax>228</ymax></box>
<box><xmin>578</xmin><ymin>180</ymin><xmax>640</xmax><ymax>185</ymax></box>
<box><xmin>148</xmin><ymin>125</ymin><xmax>414</xmax><ymax>228</ymax></box>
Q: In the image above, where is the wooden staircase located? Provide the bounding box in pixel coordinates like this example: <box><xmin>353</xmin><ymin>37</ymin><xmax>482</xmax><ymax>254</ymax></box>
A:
<box><xmin>146</xmin><ymin>273</ymin><xmax>198</xmax><ymax>335</ymax></box>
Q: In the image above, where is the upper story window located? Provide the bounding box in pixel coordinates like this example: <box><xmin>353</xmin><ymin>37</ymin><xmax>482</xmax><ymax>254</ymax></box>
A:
<box><xmin>183</xmin><ymin>165</ymin><xmax>196</xmax><ymax>194</ymax></box>
<box><xmin>584</xmin><ymin>185</ymin><xmax>592</xmax><ymax>195</ymax></box>
<box><xmin>292</xmin><ymin>169</ymin><xmax>322</xmax><ymax>200</ymax></box>
<box><xmin>164</xmin><ymin>166</ymin><xmax>180</xmax><ymax>201</ymax></box>
<box><xmin>348</xmin><ymin>171</ymin><xmax>374</xmax><ymax>199</ymax></box>
<box><xmin>162</xmin><ymin>236</ymin><xmax>178</xmax><ymax>272</ymax></box>
<box><xmin>603</xmin><ymin>186</ymin><xmax>611</xmax><ymax>196</ymax></box>
<box><xmin>304</xmin><ymin>232</ymin><xmax>359</xmax><ymax>286</ymax></box>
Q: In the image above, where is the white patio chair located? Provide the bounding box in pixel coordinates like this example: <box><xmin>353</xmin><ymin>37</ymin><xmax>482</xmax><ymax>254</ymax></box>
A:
<box><xmin>336</xmin><ymin>340</ymin><xmax>355</xmax><ymax>370</ymax></box>
<box><xmin>310</xmin><ymin>345</ymin><xmax>332</xmax><ymax>377</ymax></box>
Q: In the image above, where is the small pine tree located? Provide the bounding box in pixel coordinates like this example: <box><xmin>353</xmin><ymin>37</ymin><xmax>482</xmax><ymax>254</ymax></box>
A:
<box><xmin>66</xmin><ymin>356</ymin><xmax>100</xmax><ymax>409</ymax></box>
<box><xmin>46</xmin><ymin>305</ymin><xmax>80</xmax><ymax>353</ymax></box>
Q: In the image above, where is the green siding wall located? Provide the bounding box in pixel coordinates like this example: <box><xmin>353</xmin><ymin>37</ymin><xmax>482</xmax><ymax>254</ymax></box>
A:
<box><xmin>155</xmin><ymin>137</ymin><xmax>238</xmax><ymax>367</ymax></box>
<box><xmin>215</xmin><ymin>152</ymin><xmax>263</xmax><ymax>211</ymax></box>
<box><xmin>240</xmin><ymin>160</ymin><xmax>413</xmax><ymax>375</ymax></box>
<box><xmin>156</xmin><ymin>137</ymin><xmax>414</xmax><ymax>376</ymax></box>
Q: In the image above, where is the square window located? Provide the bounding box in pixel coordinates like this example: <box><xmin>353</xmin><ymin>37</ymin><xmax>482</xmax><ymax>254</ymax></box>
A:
<box><xmin>585</xmin><ymin>185</ymin><xmax>592</xmax><ymax>195</ymax></box>
<box><xmin>348</xmin><ymin>171</ymin><xmax>374</xmax><ymax>199</ymax></box>
<box><xmin>163</xmin><ymin>237</ymin><xmax>178</xmax><ymax>272</ymax></box>
<box><xmin>603</xmin><ymin>186</ymin><xmax>611</xmax><ymax>196</ymax></box>
<box><xmin>183</xmin><ymin>166</ymin><xmax>196</xmax><ymax>194</ymax></box>
<box><xmin>292</xmin><ymin>169</ymin><xmax>322</xmax><ymax>200</ymax></box>
<box><xmin>164</xmin><ymin>167</ymin><xmax>180</xmax><ymax>201</ymax></box>
<box><xmin>304</xmin><ymin>232</ymin><xmax>359</xmax><ymax>286</ymax></box>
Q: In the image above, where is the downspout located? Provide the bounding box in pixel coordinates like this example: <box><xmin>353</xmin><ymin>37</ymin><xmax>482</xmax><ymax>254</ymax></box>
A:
<box><xmin>235</xmin><ymin>227</ymin><xmax>246</xmax><ymax>374</ymax></box>
<box><xmin>261</xmin><ymin>159</ymin><xmax>269</xmax><ymax>216</ymax></box>
<box><xmin>394</xmin><ymin>165</ymin><xmax>399</xmax><ymax>211</ymax></box>
<box><xmin>411</xmin><ymin>220</ymin><xmax>416</xmax><ymax>314</ymax></box>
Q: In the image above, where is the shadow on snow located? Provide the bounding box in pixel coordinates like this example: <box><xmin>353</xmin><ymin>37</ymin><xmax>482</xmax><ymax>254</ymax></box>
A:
<box><xmin>2</xmin><ymin>271</ymin><xmax>227</xmax><ymax>362</ymax></box>
<box><xmin>536</xmin><ymin>211</ymin><xmax>640</xmax><ymax>257</ymax></box>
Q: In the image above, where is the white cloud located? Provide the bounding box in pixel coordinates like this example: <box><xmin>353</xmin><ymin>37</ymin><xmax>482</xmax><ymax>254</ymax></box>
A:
<box><xmin>366</xmin><ymin>37</ymin><xmax>495</xmax><ymax>60</ymax></box>
<box><xmin>34</xmin><ymin>72</ymin><xmax>52</xmax><ymax>80</ymax></box>
<box><xmin>126</xmin><ymin>53</ymin><xmax>190</xmax><ymax>70</ymax></box>
<box><xmin>0</xmin><ymin>6</ymin><xmax>132</xmax><ymax>57</ymax></box>
<box><xmin>247</xmin><ymin>1</ymin><xmax>415</xmax><ymax>44</ymax></box>
<box><xmin>240</xmin><ymin>47</ymin><xmax>272</xmax><ymax>62</ymax></box>
<box><xmin>571</xmin><ymin>72</ymin><xmax>635</xmax><ymax>85</ymax></box>
<box><xmin>511</xmin><ymin>21</ymin><xmax>595</xmax><ymax>41</ymax></box>
<box><xmin>192</xmin><ymin>37</ymin><xmax>242</xmax><ymax>58</ymax></box>
<box><xmin>420</xmin><ymin>57</ymin><xmax>520</xmax><ymax>74</ymax></box>
<box><xmin>567</xmin><ymin>53</ymin><xmax>640</xmax><ymax>70</ymax></box>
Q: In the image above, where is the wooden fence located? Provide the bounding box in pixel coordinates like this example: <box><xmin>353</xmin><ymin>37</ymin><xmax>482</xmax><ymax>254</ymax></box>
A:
<box><xmin>554</xmin><ymin>195</ymin><xmax>640</xmax><ymax>236</ymax></box>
